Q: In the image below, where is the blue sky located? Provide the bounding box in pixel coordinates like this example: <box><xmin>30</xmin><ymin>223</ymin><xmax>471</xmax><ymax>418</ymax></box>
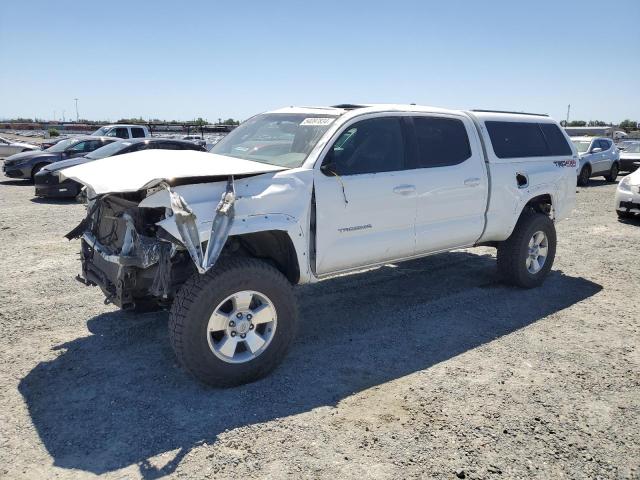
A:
<box><xmin>1</xmin><ymin>0</ymin><xmax>638</xmax><ymax>123</ymax></box>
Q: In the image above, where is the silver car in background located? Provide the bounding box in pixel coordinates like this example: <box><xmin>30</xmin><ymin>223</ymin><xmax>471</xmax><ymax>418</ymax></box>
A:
<box><xmin>618</xmin><ymin>141</ymin><xmax>640</xmax><ymax>173</ymax></box>
<box><xmin>571</xmin><ymin>136</ymin><xmax>620</xmax><ymax>186</ymax></box>
<box><xmin>0</xmin><ymin>136</ymin><xmax>39</xmax><ymax>158</ymax></box>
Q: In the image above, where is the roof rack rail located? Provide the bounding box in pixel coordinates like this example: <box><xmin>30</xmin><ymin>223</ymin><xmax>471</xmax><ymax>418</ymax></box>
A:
<box><xmin>471</xmin><ymin>109</ymin><xmax>549</xmax><ymax>117</ymax></box>
<box><xmin>332</xmin><ymin>104</ymin><xmax>366</xmax><ymax>110</ymax></box>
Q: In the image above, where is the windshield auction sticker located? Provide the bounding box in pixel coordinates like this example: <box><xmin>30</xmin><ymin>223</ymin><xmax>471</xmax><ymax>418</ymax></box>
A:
<box><xmin>300</xmin><ymin>118</ymin><xmax>335</xmax><ymax>126</ymax></box>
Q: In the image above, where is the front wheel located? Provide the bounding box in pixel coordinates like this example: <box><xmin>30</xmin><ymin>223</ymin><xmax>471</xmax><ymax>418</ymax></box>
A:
<box><xmin>31</xmin><ymin>163</ymin><xmax>48</xmax><ymax>181</ymax></box>
<box><xmin>497</xmin><ymin>212</ymin><xmax>557</xmax><ymax>288</ymax></box>
<box><xmin>577</xmin><ymin>165</ymin><xmax>591</xmax><ymax>186</ymax></box>
<box><xmin>604</xmin><ymin>163</ymin><xmax>619</xmax><ymax>182</ymax></box>
<box><xmin>169</xmin><ymin>257</ymin><xmax>298</xmax><ymax>387</ymax></box>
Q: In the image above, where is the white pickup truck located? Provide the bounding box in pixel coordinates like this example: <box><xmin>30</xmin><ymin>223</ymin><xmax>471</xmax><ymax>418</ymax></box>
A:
<box><xmin>91</xmin><ymin>124</ymin><xmax>150</xmax><ymax>139</ymax></box>
<box><xmin>62</xmin><ymin>104</ymin><xmax>577</xmax><ymax>386</ymax></box>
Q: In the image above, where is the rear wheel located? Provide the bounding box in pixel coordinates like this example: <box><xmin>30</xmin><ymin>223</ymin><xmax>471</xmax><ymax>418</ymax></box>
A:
<box><xmin>604</xmin><ymin>163</ymin><xmax>619</xmax><ymax>182</ymax></box>
<box><xmin>168</xmin><ymin>257</ymin><xmax>298</xmax><ymax>387</ymax></box>
<box><xmin>497</xmin><ymin>212</ymin><xmax>557</xmax><ymax>288</ymax></box>
<box><xmin>577</xmin><ymin>165</ymin><xmax>591</xmax><ymax>186</ymax></box>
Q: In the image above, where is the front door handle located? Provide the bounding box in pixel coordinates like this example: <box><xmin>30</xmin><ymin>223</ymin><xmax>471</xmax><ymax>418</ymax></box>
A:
<box><xmin>464</xmin><ymin>177</ymin><xmax>481</xmax><ymax>187</ymax></box>
<box><xmin>393</xmin><ymin>184</ymin><xmax>416</xmax><ymax>195</ymax></box>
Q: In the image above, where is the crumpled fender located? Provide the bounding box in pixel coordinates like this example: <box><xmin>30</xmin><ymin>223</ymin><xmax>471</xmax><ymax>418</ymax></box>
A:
<box><xmin>139</xmin><ymin>169</ymin><xmax>313</xmax><ymax>280</ymax></box>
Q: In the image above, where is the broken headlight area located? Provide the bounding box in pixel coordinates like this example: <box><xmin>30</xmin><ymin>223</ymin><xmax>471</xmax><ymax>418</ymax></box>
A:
<box><xmin>68</xmin><ymin>193</ymin><xmax>195</xmax><ymax>309</ymax></box>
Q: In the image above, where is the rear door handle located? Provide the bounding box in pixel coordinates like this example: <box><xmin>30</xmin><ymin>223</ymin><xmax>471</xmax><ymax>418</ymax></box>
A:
<box><xmin>464</xmin><ymin>177</ymin><xmax>481</xmax><ymax>187</ymax></box>
<box><xmin>393</xmin><ymin>184</ymin><xmax>416</xmax><ymax>195</ymax></box>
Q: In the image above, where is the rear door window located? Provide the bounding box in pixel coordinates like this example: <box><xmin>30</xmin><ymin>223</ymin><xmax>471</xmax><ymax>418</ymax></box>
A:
<box><xmin>131</xmin><ymin>127</ymin><xmax>146</xmax><ymax>138</ymax></box>
<box><xmin>412</xmin><ymin>116</ymin><xmax>471</xmax><ymax>168</ymax></box>
<box><xmin>539</xmin><ymin>123</ymin><xmax>572</xmax><ymax>156</ymax></box>
<box><xmin>485</xmin><ymin>121</ymin><xmax>549</xmax><ymax>158</ymax></box>
<box><xmin>114</xmin><ymin>127</ymin><xmax>129</xmax><ymax>138</ymax></box>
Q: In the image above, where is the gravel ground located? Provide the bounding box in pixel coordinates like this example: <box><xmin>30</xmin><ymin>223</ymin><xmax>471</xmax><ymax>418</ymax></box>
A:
<box><xmin>0</xmin><ymin>170</ymin><xmax>638</xmax><ymax>480</ymax></box>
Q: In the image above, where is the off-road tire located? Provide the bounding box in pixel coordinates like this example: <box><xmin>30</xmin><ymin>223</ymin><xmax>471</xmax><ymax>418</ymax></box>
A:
<box><xmin>169</xmin><ymin>257</ymin><xmax>298</xmax><ymax>387</ymax></box>
<box><xmin>616</xmin><ymin>210</ymin><xmax>636</xmax><ymax>220</ymax></box>
<box><xmin>577</xmin><ymin>165</ymin><xmax>591</xmax><ymax>186</ymax></box>
<box><xmin>604</xmin><ymin>163</ymin><xmax>619</xmax><ymax>182</ymax></box>
<box><xmin>497</xmin><ymin>212</ymin><xmax>557</xmax><ymax>288</ymax></box>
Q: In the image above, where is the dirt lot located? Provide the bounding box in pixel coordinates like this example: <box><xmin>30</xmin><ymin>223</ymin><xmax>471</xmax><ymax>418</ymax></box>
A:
<box><xmin>0</xmin><ymin>169</ymin><xmax>638</xmax><ymax>479</ymax></box>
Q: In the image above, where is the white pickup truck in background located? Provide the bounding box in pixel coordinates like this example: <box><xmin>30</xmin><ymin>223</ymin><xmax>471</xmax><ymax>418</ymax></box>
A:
<box><xmin>91</xmin><ymin>124</ymin><xmax>150</xmax><ymax>139</ymax></box>
<box><xmin>62</xmin><ymin>104</ymin><xmax>578</xmax><ymax>386</ymax></box>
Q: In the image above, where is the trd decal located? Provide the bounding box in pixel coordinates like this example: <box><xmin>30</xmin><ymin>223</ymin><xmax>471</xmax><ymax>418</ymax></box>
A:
<box><xmin>338</xmin><ymin>224</ymin><xmax>372</xmax><ymax>233</ymax></box>
<box><xmin>554</xmin><ymin>160</ymin><xmax>577</xmax><ymax>168</ymax></box>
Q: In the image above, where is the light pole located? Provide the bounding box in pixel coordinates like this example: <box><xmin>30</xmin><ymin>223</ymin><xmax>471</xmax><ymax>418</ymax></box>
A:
<box><xmin>74</xmin><ymin>98</ymin><xmax>79</xmax><ymax>122</ymax></box>
<box><xmin>62</xmin><ymin>110</ymin><xmax>66</xmax><ymax>122</ymax></box>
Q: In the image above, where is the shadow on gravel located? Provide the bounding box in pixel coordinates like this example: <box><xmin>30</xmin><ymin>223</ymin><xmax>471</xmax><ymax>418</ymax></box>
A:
<box><xmin>581</xmin><ymin>178</ymin><xmax>617</xmax><ymax>188</ymax></box>
<box><xmin>29</xmin><ymin>197</ymin><xmax>77</xmax><ymax>205</ymax></box>
<box><xmin>617</xmin><ymin>216</ymin><xmax>640</xmax><ymax>225</ymax></box>
<box><xmin>19</xmin><ymin>251</ymin><xmax>602</xmax><ymax>478</ymax></box>
<box><xmin>0</xmin><ymin>179</ymin><xmax>31</xmax><ymax>186</ymax></box>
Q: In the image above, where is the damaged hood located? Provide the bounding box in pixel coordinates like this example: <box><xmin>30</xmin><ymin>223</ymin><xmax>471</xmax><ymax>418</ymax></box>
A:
<box><xmin>58</xmin><ymin>149</ymin><xmax>287</xmax><ymax>196</ymax></box>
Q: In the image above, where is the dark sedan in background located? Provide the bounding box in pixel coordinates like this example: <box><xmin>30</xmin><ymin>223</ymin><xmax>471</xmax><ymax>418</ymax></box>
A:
<box><xmin>34</xmin><ymin>138</ymin><xmax>207</xmax><ymax>198</ymax></box>
<box><xmin>2</xmin><ymin>136</ymin><xmax>114</xmax><ymax>180</ymax></box>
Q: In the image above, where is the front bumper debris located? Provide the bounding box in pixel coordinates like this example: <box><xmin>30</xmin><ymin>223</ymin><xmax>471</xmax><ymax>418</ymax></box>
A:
<box><xmin>80</xmin><ymin>227</ymin><xmax>173</xmax><ymax>308</ymax></box>
<box><xmin>69</xmin><ymin>176</ymin><xmax>237</xmax><ymax>308</ymax></box>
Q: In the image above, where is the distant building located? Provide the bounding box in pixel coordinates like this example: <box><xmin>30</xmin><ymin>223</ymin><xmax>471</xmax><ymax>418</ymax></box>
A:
<box><xmin>564</xmin><ymin>126</ymin><xmax>627</xmax><ymax>140</ymax></box>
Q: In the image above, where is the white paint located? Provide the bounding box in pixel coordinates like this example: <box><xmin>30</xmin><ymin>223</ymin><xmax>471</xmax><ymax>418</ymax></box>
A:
<box><xmin>615</xmin><ymin>170</ymin><xmax>640</xmax><ymax>214</ymax></box>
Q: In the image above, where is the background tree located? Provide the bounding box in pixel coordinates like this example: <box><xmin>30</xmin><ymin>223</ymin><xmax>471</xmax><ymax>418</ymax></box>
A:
<box><xmin>568</xmin><ymin>120</ymin><xmax>587</xmax><ymax>127</ymax></box>
<box><xmin>619</xmin><ymin>119</ymin><xmax>638</xmax><ymax>131</ymax></box>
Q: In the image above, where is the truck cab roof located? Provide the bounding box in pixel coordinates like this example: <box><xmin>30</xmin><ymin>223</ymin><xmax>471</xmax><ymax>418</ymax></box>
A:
<box><xmin>266</xmin><ymin>104</ymin><xmax>557</xmax><ymax>125</ymax></box>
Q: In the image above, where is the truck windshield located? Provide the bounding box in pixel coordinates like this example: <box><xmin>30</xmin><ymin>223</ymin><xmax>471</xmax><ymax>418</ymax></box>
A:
<box><xmin>210</xmin><ymin>113</ymin><xmax>338</xmax><ymax>168</ymax></box>
<box><xmin>572</xmin><ymin>140</ymin><xmax>591</xmax><ymax>153</ymax></box>
<box><xmin>92</xmin><ymin>127</ymin><xmax>110</xmax><ymax>136</ymax></box>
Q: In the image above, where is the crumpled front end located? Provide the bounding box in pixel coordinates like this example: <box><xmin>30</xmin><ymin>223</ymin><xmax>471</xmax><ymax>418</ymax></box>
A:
<box><xmin>71</xmin><ymin>194</ymin><xmax>167</xmax><ymax>308</ymax></box>
<box><xmin>68</xmin><ymin>179</ymin><xmax>236</xmax><ymax>309</ymax></box>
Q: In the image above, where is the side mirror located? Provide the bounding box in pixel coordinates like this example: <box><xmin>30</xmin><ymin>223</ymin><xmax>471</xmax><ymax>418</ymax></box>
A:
<box><xmin>320</xmin><ymin>148</ymin><xmax>339</xmax><ymax>176</ymax></box>
<box><xmin>320</xmin><ymin>162</ymin><xmax>336</xmax><ymax>176</ymax></box>
<box><xmin>590</xmin><ymin>147</ymin><xmax>602</xmax><ymax>154</ymax></box>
